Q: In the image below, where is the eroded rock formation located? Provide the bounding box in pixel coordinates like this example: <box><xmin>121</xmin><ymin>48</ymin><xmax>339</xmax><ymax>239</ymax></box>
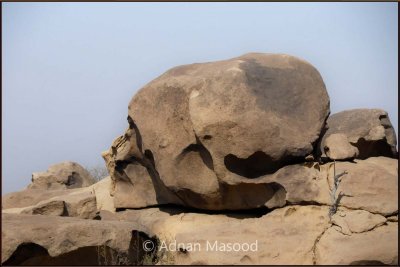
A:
<box><xmin>2</xmin><ymin>53</ymin><xmax>398</xmax><ymax>265</ymax></box>
<box><xmin>28</xmin><ymin>161</ymin><xmax>96</xmax><ymax>190</ymax></box>
<box><xmin>102</xmin><ymin>53</ymin><xmax>331</xmax><ymax>210</ymax></box>
<box><xmin>319</xmin><ymin>109</ymin><xmax>398</xmax><ymax>160</ymax></box>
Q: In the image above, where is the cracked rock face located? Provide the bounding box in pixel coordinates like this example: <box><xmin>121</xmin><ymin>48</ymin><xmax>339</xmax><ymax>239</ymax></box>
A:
<box><xmin>329</xmin><ymin>157</ymin><xmax>398</xmax><ymax>216</ymax></box>
<box><xmin>103</xmin><ymin>53</ymin><xmax>330</xmax><ymax>210</ymax></box>
<box><xmin>320</xmin><ymin>109</ymin><xmax>398</xmax><ymax>160</ymax></box>
<box><xmin>28</xmin><ymin>161</ymin><xmax>96</xmax><ymax>190</ymax></box>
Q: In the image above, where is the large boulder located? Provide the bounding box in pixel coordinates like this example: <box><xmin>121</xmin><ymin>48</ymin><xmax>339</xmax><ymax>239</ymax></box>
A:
<box><xmin>103</xmin><ymin>53</ymin><xmax>330</xmax><ymax>210</ymax></box>
<box><xmin>28</xmin><ymin>161</ymin><xmax>96</xmax><ymax>190</ymax></box>
<box><xmin>319</xmin><ymin>109</ymin><xmax>397</xmax><ymax>160</ymax></box>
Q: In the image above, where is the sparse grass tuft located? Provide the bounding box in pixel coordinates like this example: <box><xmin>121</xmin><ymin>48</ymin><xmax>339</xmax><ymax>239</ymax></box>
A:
<box><xmin>328</xmin><ymin>160</ymin><xmax>350</xmax><ymax>220</ymax></box>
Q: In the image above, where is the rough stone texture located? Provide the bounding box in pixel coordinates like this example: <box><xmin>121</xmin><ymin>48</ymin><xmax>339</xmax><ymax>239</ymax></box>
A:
<box><xmin>22</xmin><ymin>200</ymin><xmax>66</xmax><ymax>216</ymax></box>
<box><xmin>320</xmin><ymin>109</ymin><xmax>398</xmax><ymax>160</ymax></box>
<box><xmin>100</xmin><ymin>157</ymin><xmax>331</xmax><ymax>210</ymax></box>
<box><xmin>91</xmin><ymin>176</ymin><xmax>115</xmax><ymax>213</ymax></box>
<box><xmin>323</xmin><ymin>133</ymin><xmax>359</xmax><ymax>160</ymax></box>
<box><xmin>315</xmin><ymin>223</ymin><xmax>398</xmax><ymax>265</ymax></box>
<box><xmin>2</xmin><ymin>178</ymin><xmax>115</xmax><ymax>218</ymax></box>
<box><xmin>329</xmin><ymin>157</ymin><xmax>398</xmax><ymax>216</ymax></box>
<box><xmin>2</xmin><ymin>187</ymin><xmax>97</xmax><ymax>219</ymax></box>
<box><xmin>28</xmin><ymin>161</ymin><xmax>96</xmax><ymax>190</ymax></box>
<box><xmin>103</xmin><ymin>53</ymin><xmax>330</xmax><ymax>210</ymax></box>
<box><xmin>2</xmin><ymin>189</ymin><xmax>67</xmax><ymax>209</ymax></box>
<box><xmin>108</xmin><ymin>205</ymin><xmax>330</xmax><ymax>265</ymax></box>
<box><xmin>1</xmin><ymin>213</ymin><xmax>151</xmax><ymax>265</ymax></box>
<box><xmin>331</xmin><ymin>207</ymin><xmax>387</xmax><ymax>235</ymax></box>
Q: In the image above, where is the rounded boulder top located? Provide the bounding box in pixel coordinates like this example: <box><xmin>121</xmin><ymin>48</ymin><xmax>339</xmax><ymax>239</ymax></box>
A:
<box><xmin>129</xmin><ymin>53</ymin><xmax>330</xmax><ymax>180</ymax></box>
<box><xmin>104</xmin><ymin>53</ymin><xmax>331</xmax><ymax>210</ymax></box>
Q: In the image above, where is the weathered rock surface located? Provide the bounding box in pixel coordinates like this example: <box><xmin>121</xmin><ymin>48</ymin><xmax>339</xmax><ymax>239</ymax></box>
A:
<box><xmin>323</xmin><ymin>133</ymin><xmax>359</xmax><ymax>160</ymax></box>
<box><xmin>1</xmin><ymin>213</ymin><xmax>152</xmax><ymax>265</ymax></box>
<box><xmin>28</xmin><ymin>161</ymin><xmax>96</xmax><ymax>190</ymax></box>
<box><xmin>3</xmin><ymin>189</ymin><xmax>67</xmax><ymax>209</ymax></box>
<box><xmin>2</xmin><ymin>54</ymin><xmax>398</xmax><ymax>266</ymax></box>
<box><xmin>103</xmin><ymin>53</ymin><xmax>330</xmax><ymax>210</ymax></box>
<box><xmin>91</xmin><ymin>176</ymin><xmax>115</xmax><ymax>213</ymax></box>
<box><xmin>3</xmin><ymin>177</ymin><xmax>115</xmax><ymax>218</ymax></box>
<box><xmin>315</xmin><ymin>222</ymin><xmax>398</xmax><ymax>265</ymax></box>
<box><xmin>102</xmin><ymin>205</ymin><xmax>398</xmax><ymax>265</ymax></box>
<box><xmin>320</xmin><ymin>109</ymin><xmax>398</xmax><ymax>160</ymax></box>
<box><xmin>329</xmin><ymin>157</ymin><xmax>398</xmax><ymax>216</ymax></box>
<box><xmin>2</xmin><ymin>188</ymin><xmax>97</xmax><ymax>219</ymax></box>
<box><xmin>331</xmin><ymin>207</ymin><xmax>387</xmax><ymax>235</ymax></box>
<box><xmin>104</xmin><ymin>205</ymin><xmax>330</xmax><ymax>265</ymax></box>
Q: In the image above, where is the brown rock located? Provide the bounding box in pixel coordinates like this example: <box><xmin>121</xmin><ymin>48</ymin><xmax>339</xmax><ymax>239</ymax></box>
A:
<box><xmin>3</xmin><ymin>176</ymin><xmax>116</xmax><ymax>217</ymax></box>
<box><xmin>2</xmin><ymin>189</ymin><xmax>66</xmax><ymax>209</ymax></box>
<box><xmin>315</xmin><ymin>222</ymin><xmax>398</xmax><ymax>265</ymax></box>
<box><xmin>110</xmin><ymin>205</ymin><xmax>330</xmax><ymax>265</ymax></box>
<box><xmin>22</xmin><ymin>200</ymin><xmax>66</xmax><ymax>216</ymax></box>
<box><xmin>323</xmin><ymin>133</ymin><xmax>359</xmax><ymax>160</ymax></box>
<box><xmin>331</xmin><ymin>207</ymin><xmax>387</xmax><ymax>235</ymax></box>
<box><xmin>29</xmin><ymin>161</ymin><xmax>96</xmax><ymax>190</ymax></box>
<box><xmin>91</xmin><ymin>176</ymin><xmax>115</xmax><ymax>213</ymax></box>
<box><xmin>329</xmin><ymin>157</ymin><xmax>398</xmax><ymax>216</ymax></box>
<box><xmin>1</xmin><ymin>213</ymin><xmax>152</xmax><ymax>265</ymax></box>
<box><xmin>3</xmin><ymin>187</ymin><xmax>97</xmax><ymax>219</ymax></box>
<box><xmin>320</xmin><ymin>109</ymin><xmax>397</xmax><ymax>160</ymax></box>
<box><xmin>103</xmin><ymin>53</ymin><xmax>330</xmax><ymax>210</ymax></box>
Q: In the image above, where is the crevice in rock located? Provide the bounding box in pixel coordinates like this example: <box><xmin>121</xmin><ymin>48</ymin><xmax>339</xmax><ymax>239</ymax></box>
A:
<box><xmin>350</xmin><ymin>260</ymin><xmax>386</xmax><ymax>265</ymax></box>
<box><xmin>127</xmin><ymin>116</ymin><xmax>143</xmax><ymax>154</ymax></box>
<box><xmin>312</xmin><ymin>224</ymin><xmax>332</xmax><ymax>265</ymax></box>
<box><xmin>286</xmin><ymin>200</ymin><xmax>329</xmax><ymax>207</ymax></box>
<box><xmin>115</xmin><ymin>202</ymin><xmax>275</xmax><ymax>219</ymax></box>
<box><xmin>224</xmin><ymin>151</ymin><xmax>277</xmax><ymax>178</ymax></box>
<box><xmin>350</xmin><ymin>138</ymin><xmax>394</xmax><ymax>159</ymax></box>
<box><xmin>176</xmin><ymin>137</ymin><xmax>214</xmax><ymax>171</ymax></box>
<box><xmin>313</xmin><ymin>113</ymin><xmax>330</xmax><ymax>160</ymax></box>
<box><xmin>379</xmin><ymin>114</ymin><xmax>392</xmax><ymax>129</ymax></box>
<box><xmin>337</xmin><ymin>203</ymin><xmax>396</xmax><ymax>217</ymax></box>
<box><xmin>224</xmin><ymin>151</ymin><xmax>304</xmax><ymax>178</ymax></box>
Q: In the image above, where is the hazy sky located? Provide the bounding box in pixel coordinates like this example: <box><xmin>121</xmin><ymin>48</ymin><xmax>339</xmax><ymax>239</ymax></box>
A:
<box><xmin>2</xmin><ymin>3</ymin><xmax>398</xmax><ymax>193</ymax></box>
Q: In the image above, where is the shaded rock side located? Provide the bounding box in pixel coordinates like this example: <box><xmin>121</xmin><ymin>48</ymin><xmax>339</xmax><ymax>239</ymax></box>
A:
<box><xmin>103</xmin><ymin>53</ymin><xmax>330</xmax><ymax>210</ymax></box>
<box><xmin>320</xmin><ymin>109</ymin><xmax>397</xmax><ymax>160</ymax></box>
<box><xmin>1</xmin><ymin>213</ymin><xmax>152</xmax><ymax>265</ymax></box>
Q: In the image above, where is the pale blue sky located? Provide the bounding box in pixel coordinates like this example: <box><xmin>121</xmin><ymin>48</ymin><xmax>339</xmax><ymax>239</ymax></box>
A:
<box><xmin>2</xmin><ymin>3</ymin><xmax>398</xmax><ymax>193</ymax></box>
